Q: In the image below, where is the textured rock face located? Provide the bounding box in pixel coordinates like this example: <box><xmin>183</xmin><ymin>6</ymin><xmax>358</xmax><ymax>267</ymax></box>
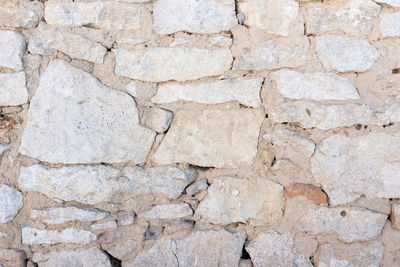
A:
<box><xmin>30</xmin><ymin>207</ymin><xmax>110</xmax><ymax>225</ymax></box>
<box><xmin>142</xmin><ymin>203</ymin><xmax>193</xmax><ymax>220</ymax></box>
<box><xmin>141</xmin><ymin>108</ymin><xmax>173</xmax><ymax>133</ymax></box>
<box><xmin>114</xmin><ymin>47</ymin><xmax>233</xmax><ymax>82</ymax></box>
<box><xmin>153</xmin><ymin>109</ymin><xmax>264</xmax><ymax>168</ymax></box>
<box><xmin>0</xmin><ymin>3</ymin><xmax>40</xmax><ymax>28</ymax></box>
<box><xmin>0</xmin><ymin>249</ymin><xmax>26</xmax><ymax>267</ymax></box>
<box><xmin>0</xmin><ymin>185</ymin><xmax>23</xmax><ymax>223</ymax></box>
<box><xmin>196</xmin><ymin>176</ymin><xmax>283</xmax><ymax>225</ymax></box>
<box><xmin>246</xmin><ymin>231</ymin><xmax>312</xmax><ymax>267</ymax></box>
<box><xmin>391</xmin><ymin>204</ymin><xmax>400</xmax><ymax>230</ymax></box>
<box><xmin>153</xmin><ymin>0</ymin><xmax>237</xmax><ymax>34</ymax></box>
<box><xmin>19</xmin><ymin>60</ymin><xmax>155</xmax><ymax>164</ymax></box>
<box><xmin>380</xmin><ymin>12</ymin><xmax>400</xmax><ymax>38</ymax></box>
<box><xmin>0</xmin><ymin>72</ymin><xmax>28</xmax><ymax>107</ymax></box>
<box><xmin>375</xmin><ymin>0</ymin><xmax>400</xmax><ymax>7</ymax></box>
<box><xmin>0</xmin><ymin>30</ymin><xmax>25</xmax><ymax>71</ymax></box>
<box><xmin>311</xmin><ymin>133</ymin><xmax>400</xmax><ymax>205</ymax></box>
<box><xmin>22</xmin><ymin>227</ymin><xmax>97</xmax><ymax>245</ymax></box>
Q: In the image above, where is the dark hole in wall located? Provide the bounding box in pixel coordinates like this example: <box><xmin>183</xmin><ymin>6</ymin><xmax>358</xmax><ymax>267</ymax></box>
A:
<box><xmin>241</xmin><ymin>245</ymin><xmax>250</xmax><ymax>259</ymax></box>
<box><xmin>393</xmin><ymin>69</ymin><xmax>400</xmax><ymax>74</ymax></box>
<box><xmin>105</xmin><ymin>251</ymin><xmax>122</xmax><ymax>267</ymax></box>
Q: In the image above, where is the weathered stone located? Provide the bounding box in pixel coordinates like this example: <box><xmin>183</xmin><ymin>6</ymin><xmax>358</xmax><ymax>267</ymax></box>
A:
<box><xmin>164</xmin><ymin>220</ymin><xmax>194</xmax><ymax>235</ymax></box>
<box><xmin>0</xmin><ymin>31</ymin><xmax>25</xmax><ymax>71</ymax></box>
<box><xmin>246</xmin><ymin>231</ymin><xmax>312</xmax><ymax>267</ymax></box>
<box><xmin>238</xmin><ymin>0</ymin><xmax>299</xmax><ymax>36</ymax></box>
<box><xmin>375</xmin><ymin>0</ymin><xmax>400</xmax><ymax>7</ymax></box>
<box><xmin>30</xmin><ymin>206</ymin><xmax>110</xmax><ymax>224</ymax></box>
<box><xmin>296</xmin><ymin>207</ymin><xmax>387</xmax><ymax>242</ymax></box>
<box><xmin>91</xmin><ymin>220</ymin><xmax>117</xmax><ymax>230</ymax></box>
<box><xmin>141</xmin><ymin>108</ymin><xmax>173</xmax><ymax>133</ymax></box>
<box><xmin>0</xmin><ymin>3</ymin><xmax>40</xmax><ymax>28</ymax></box>
<box><xmin>311</xmin><ymin>132</ymin><xmax>400</xmax><ymax>205</ymax></box>
<box><xmin>316</xmin><ymin>35</ymin><xmax>380</xmax><ymax>72</ymax></box>
<box><xmin>142</xmin><ymin>203</ymin><xmax>193</xmax><ymax>220</ymax></box>
<box><xmin>0</xmin><ymin>184</ymin><xmax>23</xmax><ymax>223</ymax></box>
<box><xmin>32</xmin><ymin>248</ymin><xmax>111</xmax><ymax>267</ymax></box>
<box><xmin>233</xmin><ymin>37</ymin><xmax>310</xmax><ymax>70</ymax></box>
<box><xmin>285</xmin><ymin>184</ymin><xmax>327</xmax><ymax>205</ymax></box>
<box><xmin>0</xmin><ymin>72</ymin><xmax>28</xmax><ymax>107</ymax></box>
<box><xmin>128</xmin><ymin>229</ymin><xmax>245</xmax><ymax>266</ymax></box>
<box><xmin>380</xmin><ymin>12</ymin><xmax>400</xmax><ymax>38</ymax></box>
<box><xmin>28</xmin><ymin>23</ymin><xmax>107</xmax><ymax>63</ymax></box>
<box><xmin>153</xmin><ymin>109</ymin><xmax>263</xmax><ymax>168</ymax></box>
<box><xmin>106</xmin><ymin>240</ymin><xmax>136</xmax><ymax>260</ymax></box>
<box><xmin>196</xmin><ymin>176</ymin><xmax>283</xmax><ymax>225</ymax></box>
<box><xmin>305</xmin><ymin>0</ymin><xmax>381</xmax><ymax>36</ymax></box>
<box><xmin>19</xmin><ymin>60</ymin><xmax>155</xmax><ymax>164</ymax></box>
<box><xmin>391</xmin><ymin>204</ymin><xmax>400</xmax><ymax>230</ymax></box>
<box><xmin>185</xmin><ymin>179</ymin><xmax>208</xmax><ymax>195</ymax></box>
<box><xmin>45</xmin><ymin>2</ymin><xmax>141</xmax><ymax>31</ymax></box>
<box><xmin>22</xmin><ymin>227</ymin><xmax>96</xmax><ymax>245</ymax></box>
<box><xmin>0</xmin><ymin>249</ymin><xmax>26</xmax><ymax>267</ymax></box>
<box><xmin>0</xmin><ymin>145</ymin><xmax>8</xmax><ymax>156</ymax></box>
<box><xmin>116</xmin><ymin>211</ymin><xmax>136</xmax><ymax>226</ymax></box>
<box><xmin>113</xmin><ymin>47</ymin><xmax>232</xmax><ymax>82</ymax></box>
<box><xmin>315</xmin><ymin>241</ymin><xmax>383</xmax><ymax>267</ymax></box>
<box><xmin>0</xmin><ymin>232</ymin><xmax>8</xmax><ymax>238</ymax></box>
<box><xmin>153</xmin><ymin>0</ymin><xmax>236</xmax><ymax>34</ymax></box>
<box><xmin>144</xmin><ymin>225</ymin><xmax>163</xmax><ymax>240</ymax></box>
<box><xmin>152</xmin><ymin>77</ymin><xmax>263</xmax><ymax>108</ymax></box>
<box><xmin>270</xmin><ymin>70</ymin><xmax>360</xmax><ymax>101</ymax></box>
<box><xmin>19</xmin><ymin>165</ymin><xmax>195</xmax><ymax>204</ymax></box>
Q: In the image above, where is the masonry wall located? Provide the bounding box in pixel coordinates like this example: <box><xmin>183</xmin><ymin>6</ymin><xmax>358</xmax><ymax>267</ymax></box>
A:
<box><xmin>1</xmin><ymin>0</ymin><xmax>400</xmax><ymax>266</ymax></box>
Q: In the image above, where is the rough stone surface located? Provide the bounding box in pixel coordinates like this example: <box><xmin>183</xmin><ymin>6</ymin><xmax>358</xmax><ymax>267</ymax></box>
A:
<box><xmin>19</xmin><ymin>60</ymin><xmax>155</xmax><ymax>164</ymax></box>
<box><xmin>196</xmin><ymin>176</ymin><xmax>283</xmax><ymax>225</ymax></box>
<box><xmin>141</xmin><ymin>108</ymin><xmax>173</xmax><ymax>133</ymax></box>
<box><xmin>114</xmin><ymin>47</ymin><xmax>233</xmax><ymax>82</ymax></box>
<box><xmin>153</xmin><ymin>0</ymin><xmax>237</xmax><ymax>34</ymax></box>
<box><xmin>0</xmin><ymin>249</ymin><xmax>26</xmax><ymax>267</ymax></box>
<box><xmin>22</xmin><ymin>227</ymin><xmax>97</xmax><ymax>245</ymax></box>
<box><xmin>0</xmin><ymin>4</ymin><xmax>40</xmax><ymax>28</ymax></box>
<box><xmin>0</xmin><ymin>72</ymin><xmax>28</xmax><ymax>107</ymax></box>
<box><xmin>285</xmin><ymin>184</ymin><xmax>327</xmax><ymax>205</ymax></box>
<box><xmin>106</xmin><ymin>239</ymin><xmax>136</xmax><ymax>260</ymax></box>
<box><xmin>185</xmin><ymin>179</ymin><xmax>208</xmax><ymax>195</ymax></box>
<box><xmin>316</xmin><ymin>35</ymin><xmax>380</xmax><ymax>72</ymax></box>
<box><xmin>30</xmin><ymin>206</ymin><xmax>110</xmax><ymax>225</ymax></box>
<box><xmin>311</xmin><ymin>132</ymin><xmax>400</xmax><ymax>205</ymax></box>
<box><xmin>375</xmin><ymin>0</ymin><xmax>400</xmax><ymax>6</ymax></box>
<box><xmin>380</xmin><ymin>12</ymin><xmax>400</xmax><ymax>38</ymax></box>
<box><xmin>0</xmin><ymin>30</ymin><xmax>25</xmax><ymax>71</ymax></box>
<box><xmin>297</xmin><ymin>207</ymin><xmax>387</xmax><ymax>242</ymax></box>
<box><xmin>0</xmin><ymin>184</ymin><xmax>23</xmax><ymax>224</ymax></box>
<box><xmin>91</xmin><ymin>220</ymin><xmax>117</xmax><ymax>230</ymax></box>
<box><xmin>142</xmin><ymin>203</ymin><xmax>193</xmax><ymax>220</ymax></box>
<box><xmin>152</xmin><ymin>77</ymin><xmax>263</xmax><ymax>108</ymax></box>
<box><xmin>391</xmin><ymin>204</ymin><xmax>400</xmax><ymax>230</ymax></box>
<box><xmin>246</xmin><ymin>231</ymin><xmax>312</xmax><ymax>267</ymax></box>
<box><xmin>153</xmin><ymin>109</ymin><xmax>264</xmax><ymax>168</ymax></box>
<box><xmin>116</xmin><ymin>211</ymin><xmax>136</xmax><ymax>226</ymax></box>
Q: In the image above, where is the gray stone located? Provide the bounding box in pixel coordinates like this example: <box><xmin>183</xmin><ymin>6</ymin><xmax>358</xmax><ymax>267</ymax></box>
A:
<box><xmin>185</xmin><ymin>179</ymin><xmax>208</xmax><ymax>195</ymax></box>
<box><xmin>0</xmin><ymin>72</ymin><xmax>28</xmax><ymax>107</ymax></box>
<box><xmin>91</xmin><ymin>220</ymin><xmax>118</xmax><ymax>230</ymax></box>
<box><xmin>22</xmin><ymin>227</ymin><xmax>96</xmax><ymax>245</ymax></box>
<box><xmin>106</xmin><ymin>240</ymin><xmax>136</xmax><ymax>260</ymax></box>
<box><xmin>142</xmin><ymin>203</ymin><xmax>193</xmax><ymax>220</ymax></box>
<box><xmin>380</xmin><ymin>12</ymin><xmax>400</xmax><ymax>38</ymax></box>
<box><xmin>30</xmin><ymin>206</ymin><xmax>110</xmax><ymax>224</ymax></box>
<box><xmin>0</xmin><ymin>30</ymin><xmax>25</xmax><ymax>71</ymax></box>
<box><xmin>116</xmin><ymin>211</ymin><xmax>136</xmax><ymax>226</ymax></box>
<box><xmin>0</xmin><ymin>145</ymin><xmax>8</xmax><ymax>156</ymax></box>
<box><xmin>0</xmin><ymin>3</ymin><xmax>40</xmax><ymax>28</ymax></box>
<box><xmin>0</xmin><ymin>184</ymin><xmax>23</xmax><ymax>223</ymax></box>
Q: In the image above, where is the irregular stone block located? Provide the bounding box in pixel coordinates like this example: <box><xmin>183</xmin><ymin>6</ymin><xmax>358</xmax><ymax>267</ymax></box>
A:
<box><xmin>185</xmin><ymin>179</ymin><xmax>208</xmax><ymax>195</ymax></box>
<box><xmin>316</xmin><ymin>35</ymin><xmax>379</xmax><ymax>72</ymax></box>
<box><xmin>0</xmin><ymin>184</ymin><xmax>23</xmax><ymax>223</ymax></box>
<box><xmin>18</xmin><ymin>60</ymin><xmax>155</xmax><ymax>164</ymax></box>
<box><xmin>142</xmin><ymin>203</ymin><xmax>193</xmax><ymax>220</ymax></box>
<box><xmin>141</xmin><ymin>108</ymin><xmax>173</xmax><ymax>133</ymax></box>
<box><xmin>113</xmin><ymin>47</ymin><xmax>232</xmax><ymax>82</ymax></box>
<box><xmin>311</xmin><ymin>133</ymin><xmax>400</xmax><ymax>205</ymax></box>
<box><xmin>0</xmin><ymin>30</ymin><xmax>25</xmax><ymax>71</ymax></box>
<box><xmin>380</xmin><ymin>12</ymin><xmax>400</xmax><ymax>38</ymax></box>
<box><xmin>153</xmin><ymin>109</ymin><xmax>264</xmax><ymax>168</ymax></box>
<box><xmin>22</xmin><ymin>227</ymin><xmax>96</xmax><ymax>245</ymax></box>
<box><xmin>91</xmin><ymin>220</ymin><xmax>117</xmax><ymax>230</ymax></box>
<box><xmin>296</xmin><ymin>207</ymin><xmax>387</xmax><ymax>242</ymax></box>
<box><xmin>152</xmin><ymin>77</ymin><xmax>263</xmax><ymax>108</ymax></box>
<box><xmin>30</xmin><ymin>206</ymin><xmax>110</xmax><ymax>225</ymax></box>
<box><xmin>153</xmin><ymin>0</ymin><xmax>237</xmax><ymax>34</ymax></box>
<box><xmin>233</xmin><ymin>37</ymin><xmax>310</xmax><ymax>70</ymax></box>
<box><xmin>285</xmin><ymin>184</ymin><xmax>327</xmax><ymax>205</ymax></box>
<box><xmin>196</xmin><ymin>176</ymin><xmax>283</xmax><ymax>225</ymax></box>
<box><xmin>238</xmin><ymin>0</ymin><xmax>299</xmax><ymax>36</ymax></box>
<box><xmin>0</xmin><ymin>72</ymin><xmax>28</xmax><ymax>107</ymax></box>
<box><xmin>391</xmin><ymin>204</ymin><xmax>400</xmax><ymax>230</ymax></box>
<box><xmin>116</xmin><ymin>211</ymin><xmax>136</xmax><ymax>226</ymax></box>
<box><xmin>106</xmin><ymin>239</ymin><xmax>136</xmax><ymax>260</ymax></box>
<box><xmin>0</xmin><ymin>248</ymin><xmax>26</xmax><ymax>267</ymax></box>
<box><xmin>0</xmin><ymin>3</ymin><xmax>40</xmax><ymax>28</ymax></box>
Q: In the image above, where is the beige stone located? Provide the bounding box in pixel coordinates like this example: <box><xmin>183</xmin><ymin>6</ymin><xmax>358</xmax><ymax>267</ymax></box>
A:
<box><xmin>0</xmin><ymin>249</ymin><xmax>26</xmax><ymax>267</ymax></box>
<box><xmin>391</xmin><ymin>204</ymin><xmax>400</xmax><ymax>230</ymax></box>
<box><xmin>22</xmin><ymin>227</ymin><xmax>96</xmax><ymax>245</ymax></box>
<box><xmin>142</xmin><ymin>203</ymin><xmax>193</xmax><ymax>220</ymax></box>
<box><xmin>0</xmin><ymin>30</ymin><xmax>25</xmax><ymax>71</ymax></box>
<box><xmin>141</xmin><ymin>108</ymin><xmax>173</xmax><ymax>133</ymax></box>
<box><xmin>0</xmin><ymin>72</ymin><xmax>28</xmax><ymax>107</ymax></box>
<box><xmin>106</xmin><ymin>240</ymin><xmax>136</xmax><ymax>260</ymax></box>
<box><xmin>380</xmin><ymin>12</ymin><xmax>400</xmax><ymax>38</ymax></box>
<box><xmin>0</xmin><ymin>2</ymin><xmax>41</xmax><ymax>28</ymax></box>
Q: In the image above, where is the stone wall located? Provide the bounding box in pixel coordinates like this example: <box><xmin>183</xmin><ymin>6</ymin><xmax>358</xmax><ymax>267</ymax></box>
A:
<box><xmin>0</xmin><ymin>0</ymin><xmax>400</xmax><ymax>266</ymax></box>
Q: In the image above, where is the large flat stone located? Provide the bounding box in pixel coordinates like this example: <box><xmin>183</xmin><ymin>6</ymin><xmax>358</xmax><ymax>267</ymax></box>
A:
<box><xmin>0</xmin><ymin>30</ymin><xmax>25</xmax><ymax>71</ymax></box>
<box><xmin>380</xmin><ymin>12</ymin><xmax>400</xmax><ymax>38</ymax></box>
<box><xmin>142</xmin><ymin>203</ymin><xmax>193</xmax><ymax>220</ymax></box>
<box><xmin>113</xmin><ymin>47</ymin><xmax>232</xmax><ymax>82</ymax></box>
<box><xmin>0</xmin><ymin>184</ymin><xmax>23</xmax><ymax>223</ymax></box>
<box><xmin>311</xmin><ymin>132</ymin><xmax>400</xmax><ymax>205</ymax></box>
<box><xmin>22</xmin><ymin>227</ymin><xmax>96</xmax><ymax>245</ymax></box>
<box><xmin>153</xmin><ymin>109</ymin><xmax>264</xmax><ymax>168</ymax></box>
<box><xmin>153</xmin><ymin>0</ymin><xmax>237</xmax><ymax>34</ymax></box>
<box><xmin>152</xmin><ymin>77</ymin><xmax>263</xmax><ymax>108</ymax></box>
<box><xmin>196</xmin><ymin>176</ymin><xmax>283</xmax><ymax>225</ymax></box>
<box><xmin>0</xmin><ymin>72</ymin><xmax>29</xmax><ymax>107</ymax></box>
<box><xmin>18</xmin><ymin>60</ymin><xmax>155</xmax><ymax>164</ymax></box>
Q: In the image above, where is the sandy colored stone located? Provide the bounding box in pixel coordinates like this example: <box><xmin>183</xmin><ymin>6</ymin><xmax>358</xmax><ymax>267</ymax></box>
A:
<box><xmin>0</xmin><ymin>30</ymin><xmax>25</xmax><ymax>71</ymax></box>
<box><xmin>246</xmin><ymin>231</ymin><xmax>312</xmax><ymax>267</ymax></box>
<box><xmin>311</xmin><ymin>132</ymin><xmax>400</xmax><ymax>205</ymax></box>
<box><xmin>22</xmin><ymin>227</ymin><xmax>96</xmax><ymax>245</ymax></box>
<box><xmin>0</xmin><ymin>3</ymin><xmax>40</xmax><ymax>28</ymax></box>
<box><xmin>32</xmin><ymin>248</ymin><xmax>111</xmax><ymax>267</ymax></box>
<box><xmin>315</xmin><ymin>241</ymin><xmax>383</xmax><ymax>267</ymax></box>
<box><xmin>153</xmin><ymin>109</ymin><xmax>264</xmax><ymax>168</ymax></box>
<box><xmin>141</xmin><ymin>108</ymin><xmax>173</xmax><ymax>133</ymax></box>
<box><xmin>196</xmin><ymin>176</ymin><xmax>283</xmax><ymax>225</ymax></box>
<box><xmin>391</xmin><ymin>204</ymin><xmax>400</xmax><ymax>230</ymax></box>
<box><xmin>380</xmin><ymin>12</ymin><xmax>400</xmax><ymax>38</ymax></box>
<box><xmin>270</xmin><ymin>70</ymin><xmax>360</xmax><ymax>101</ymax></box>
<box><xmin>316</xmin><ymin>35</ymin><xmax>380</xmax><ymax>72</ymax></box>
<box><xmin>106</xmin><ymin>239</ymin><xmax>136</xmax><ymax>260</ymax></box>
<box><xmin>153</xmin><ymin>0</ymin><xmax>237</xmax><ymax>34</ymax></box>
<box><xmin>297</xmin><ymin>207</ymin><xmax>387</xmax><ymax>242</ymax></box>
<box><xmin>238</xmin><ymin>0</ymin><xmax>299</xmax><ymax>36</ymax></box>
<box><xmin>0</xmin><ymin>249</ymin><xmax>26</xmax><ymax>267</ymax></box>
<box><xmin>142</xmin><ymin>203</ymin><xmax>193</xmax><ymax>220</ymax></box>
<box><xmin>128</xmin><ymin>229</ymin><xmax>245</xmax><ymax>266</ymax></box>
<box><xmin>113</xmin><ymin>47</ymin><xmax>232</xmax><ymax>82</ymax></box>
<box><xmin>30</xmin><ymin>206</ymin><xmax>110</xmax><ymax>225</ymax></box>
<box><xmin>305</xmin><ymin>0</ymin><xmax>381</xmax><ymax>36</ymax></box>
<box><xmin>19</xmin><ymin>60</ymin><xmax>155</xmax><ymax>164</ymax></box>
<box><xmin>0</xmin><ymin>184</ymin><xmax>23</xmax><ymax>224</ymax></box>
<box><xmin>28</xmin><ymin>22</ymin><xmax>107</xmax><ymax>63</ymax></box>
<box><xmin>0</xmin><ymin>72</ymin><xmax>28</xmax><ymax>107</ymax></box>
<box><xmin>45</xmin><ymin>1</ymin><xmax>141</xmax><ymax>31</ymax></box>
<box><xmin>285</xmin><ymin>184</ymin><xmax>327</xmax><ymax>205</ymax></box>
<box><xmin>152</xmin><ymin>77</ymin><xmax>263</xmax><ymax>108</ymax></box>
<box><xmin>375</xmin><ymin>0</ymin><xmax>400</xmax><ymax>7</ymax></box>
<box><xmin>233</xmin><ymin>37</ymin><xmax>310</xmax><ymax>70</ymax></box>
